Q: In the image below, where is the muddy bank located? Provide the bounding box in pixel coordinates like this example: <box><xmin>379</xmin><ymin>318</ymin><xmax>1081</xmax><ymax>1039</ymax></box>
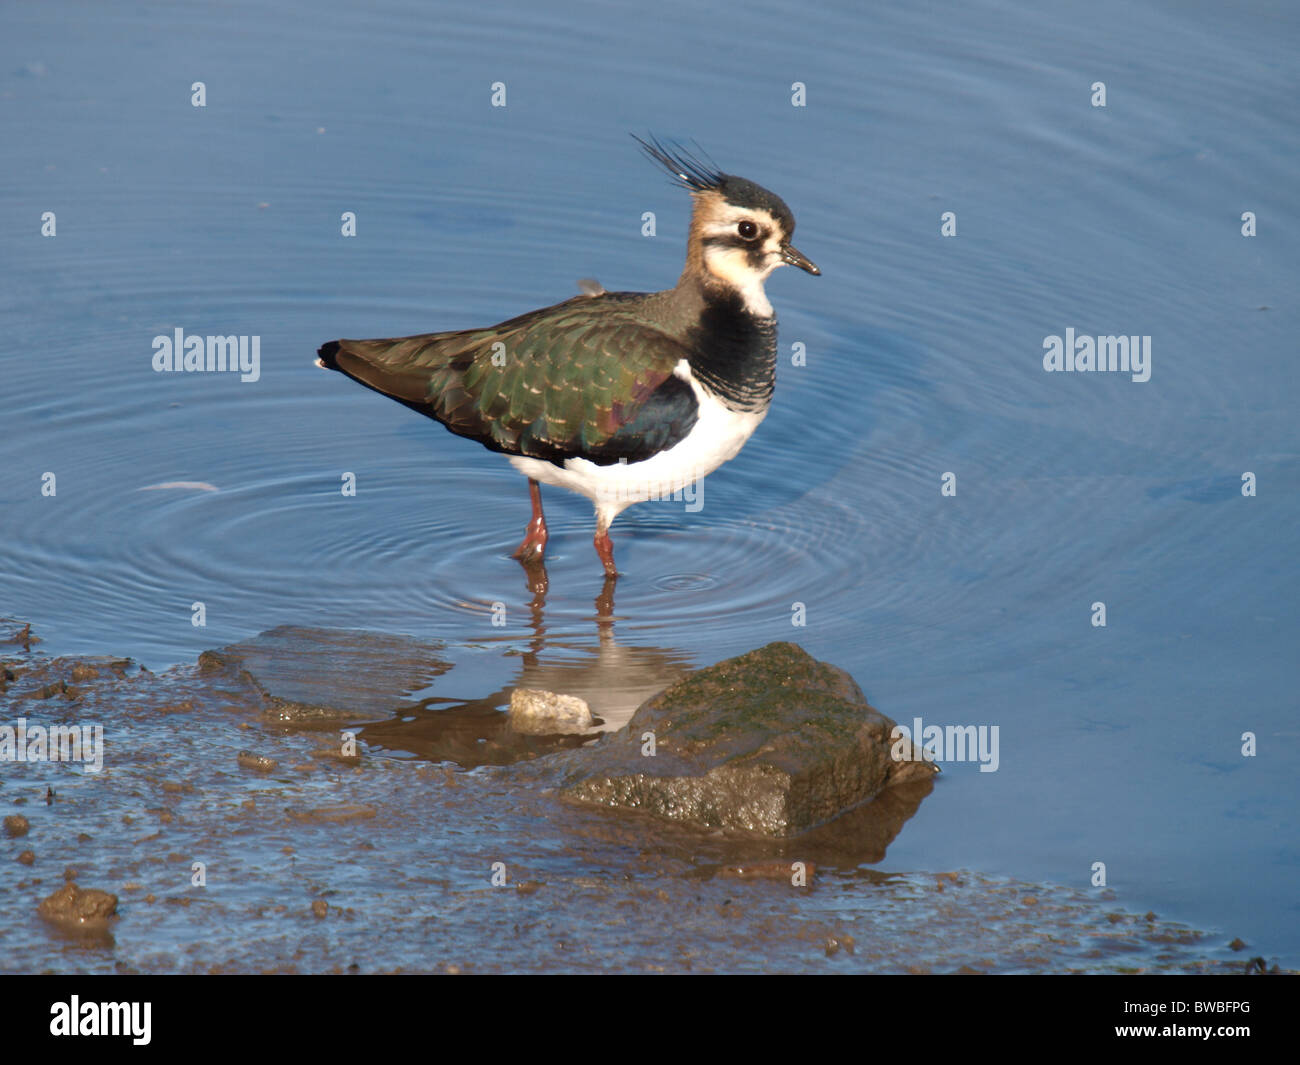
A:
<box><xmin>0</xmin><ymin>620</ymin><xmax>1281</xmax><ymax>973</ymax></box>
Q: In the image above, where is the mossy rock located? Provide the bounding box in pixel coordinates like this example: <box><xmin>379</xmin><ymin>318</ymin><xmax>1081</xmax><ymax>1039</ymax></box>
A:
<box><xmin>558</xmin><ymin>642</ymin><xmax>935</xmax><ymax>836</ymax></box>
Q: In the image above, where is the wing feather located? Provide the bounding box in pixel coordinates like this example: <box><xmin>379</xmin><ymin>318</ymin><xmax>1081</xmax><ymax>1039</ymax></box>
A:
<box><xmin>317</xmin><ymin>293</ymin><xmax>697</xmax><ymax>463</ymax></box>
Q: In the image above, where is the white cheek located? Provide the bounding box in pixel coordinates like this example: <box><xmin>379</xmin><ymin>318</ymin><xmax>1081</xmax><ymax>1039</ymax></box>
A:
<box><xmin>703</xmin><ymin>247</ymin><xmax>775</xmax><ymax>317</ymax></box>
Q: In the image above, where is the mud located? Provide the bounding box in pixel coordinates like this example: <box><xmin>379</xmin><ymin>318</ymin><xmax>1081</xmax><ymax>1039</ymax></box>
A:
<box><xmin>38</xmin><ymin>882</ymin><xmax>119</xmax><ymax>933</ymax></box>
<box><xmin>0</xmin><ymin>620</ymin><xmax>1278</xmax><ymax>973</ymax></box>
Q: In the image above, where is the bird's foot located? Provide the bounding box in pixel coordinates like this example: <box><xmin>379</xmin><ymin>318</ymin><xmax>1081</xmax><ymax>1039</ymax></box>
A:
<box><xmin>512</xmin><ymin>541</ymin><xmax>545</xmax><ymax>564</ymax></box>
<box><xmin>512</xmin><ymin>517</ymin><xmax>548</xmax><ymax>564</ymax></box>
<box><xmin>514</xmin><ymin>479</ymin><xmax>549</xmax><ymax>564</ymax></box>
<box><xmin>594</xmin><ymin>529</ymin><xmax>619</xmax><ymax>578</ymax></box>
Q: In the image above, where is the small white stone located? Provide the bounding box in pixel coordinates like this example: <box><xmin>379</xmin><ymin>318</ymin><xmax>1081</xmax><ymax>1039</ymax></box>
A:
<box><xmin>508</xmin><ymin>688</ymin><xmax>593</xmax><ymax>735</ymax></box>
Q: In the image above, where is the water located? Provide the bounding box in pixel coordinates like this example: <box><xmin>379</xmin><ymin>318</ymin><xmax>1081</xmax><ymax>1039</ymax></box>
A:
<box><xmin>2</xmin><ymin>0</ymin><xmax>1297</xmax><ymax>966</ymax></box>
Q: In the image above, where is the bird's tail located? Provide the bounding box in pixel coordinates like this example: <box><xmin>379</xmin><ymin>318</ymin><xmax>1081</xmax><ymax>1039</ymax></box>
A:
<box><xmin>315</xmin><ymin>340</ymin><xmax>343</xmax><ymax>372</ymax></box>
<box><xmin>315</xmin><ymin>336</ymin><xmax>447</xmax><ymax>409</ymax></box>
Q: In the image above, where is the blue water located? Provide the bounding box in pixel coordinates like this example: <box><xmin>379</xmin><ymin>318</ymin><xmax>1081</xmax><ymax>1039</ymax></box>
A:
<box><xmin>2</xmin><ymin>0</ymin><xmax>1297</xmax><ymax>965</ymax></box>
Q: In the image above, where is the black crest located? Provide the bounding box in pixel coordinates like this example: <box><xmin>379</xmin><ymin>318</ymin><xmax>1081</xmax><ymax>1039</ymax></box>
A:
<box><xmin>632</xmin><ymin>133</ymin><xmax>797</xmax><ymax>233</ymax></box>
<box><xmin>633</xmin><ymin>134</ymin><xmax>724</xmax><ymax>193</ymax></box>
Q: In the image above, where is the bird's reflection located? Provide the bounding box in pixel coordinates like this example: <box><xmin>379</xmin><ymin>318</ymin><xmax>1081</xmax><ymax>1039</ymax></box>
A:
<box><xmin>517</xmin><ymin>559</ymin><xmax>615</xmax><ymax>640</ymax></box>
<box><xmin>505</xmin><ymin>563</ymin><xmax>936</xmax><ymax>870</ymax></box>
<box><xmin>207</xmin><ymin>562</ymin><xmax>933</xmax><ymax>867</ymax></box>
<box><xmin>357</xmin><ymin>559</ymin><xmax>692</xmax><ymax>765</ymax></box>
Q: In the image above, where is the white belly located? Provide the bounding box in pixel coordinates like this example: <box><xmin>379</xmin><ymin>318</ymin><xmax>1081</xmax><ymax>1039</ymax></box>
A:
<box><xmin>508</xmin><ymin>360</ymin><xmax>766</xmax><ymax>523</ymax></box>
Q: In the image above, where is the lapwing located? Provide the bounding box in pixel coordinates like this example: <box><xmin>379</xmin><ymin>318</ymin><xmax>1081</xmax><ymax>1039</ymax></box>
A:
<box><xmin>316</xmin><ymin>136</ymin><xmax>819</xmax><ymax>576</ymax></box>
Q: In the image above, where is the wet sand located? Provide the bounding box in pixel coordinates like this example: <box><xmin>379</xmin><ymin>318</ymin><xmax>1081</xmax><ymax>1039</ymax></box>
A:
<box><xmin>1</xmin><ymin>620</ymin><xmax>1275</xmax><ymax>974</ymax></box>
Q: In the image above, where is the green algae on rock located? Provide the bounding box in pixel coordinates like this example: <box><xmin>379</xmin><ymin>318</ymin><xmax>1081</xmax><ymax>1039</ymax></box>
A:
<box><xmin>557</xmin><ymin>642</ymin><xmax>937</xmax><ymax>836</ymax></box>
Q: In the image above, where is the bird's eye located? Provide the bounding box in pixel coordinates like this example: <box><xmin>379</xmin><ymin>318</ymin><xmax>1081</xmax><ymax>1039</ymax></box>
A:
<box><xmin>737</xmin><ymin>220</ymin><xmax>759</xmax><ymax>240</ymax></box>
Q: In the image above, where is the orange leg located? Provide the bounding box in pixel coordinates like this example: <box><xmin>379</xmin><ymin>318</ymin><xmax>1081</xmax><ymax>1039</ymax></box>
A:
<box><xmin>593</xmin><ymin>521</ymin><xmax>618</xmax><ymax>578</ymax></box>
<box><xmin>512</xmin><ymin>479</ymin><xmax>548</xmax><ymax>563</ymax></box>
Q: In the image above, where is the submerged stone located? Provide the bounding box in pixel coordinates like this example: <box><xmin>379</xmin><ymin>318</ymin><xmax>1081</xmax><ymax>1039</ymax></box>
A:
<box><xmin>200</xmin><ymin>626</ymin><xmax>451</xmax><ymax>723</ymax></box>
<box><xmin>557</xmin><ymin>642</ymin><xmax>936</xmax><ymax>837</ymax></box>
<box><xmin>38</xmin><ymin>882</ymin><xmax>118</xmax><ymax>930</ymax></box>
<box><xmin>508</xmin><ymin>688</ymin><xmax>594</xmax><ymax>735</ymax></box>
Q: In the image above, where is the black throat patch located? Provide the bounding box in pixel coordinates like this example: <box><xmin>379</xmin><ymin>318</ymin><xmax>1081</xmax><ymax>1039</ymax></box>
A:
<box><xmin>683</xmin><ymin>288</ymin><xmax>778</xmax><ymax>412</ymax></box>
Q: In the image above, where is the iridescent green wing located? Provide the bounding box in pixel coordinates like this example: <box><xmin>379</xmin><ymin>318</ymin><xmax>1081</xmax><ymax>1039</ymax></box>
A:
<box><xmin>326</xmin><ymin>294</ymin><xmax>690</xmax><ymax>460</ymax></box>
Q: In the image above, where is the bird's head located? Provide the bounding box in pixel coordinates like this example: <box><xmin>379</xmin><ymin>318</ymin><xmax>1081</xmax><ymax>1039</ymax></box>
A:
<box><xmin>635</xmin><ymin>134</ymin><xmax>819</xmax><ymax>316</ymax></box>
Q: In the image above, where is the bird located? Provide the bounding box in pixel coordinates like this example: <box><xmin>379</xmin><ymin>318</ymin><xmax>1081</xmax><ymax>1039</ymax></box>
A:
<box><xmin>316</xmin><ymin>135</ymin><xmax>819</xmax><ymax>577</ymax></box>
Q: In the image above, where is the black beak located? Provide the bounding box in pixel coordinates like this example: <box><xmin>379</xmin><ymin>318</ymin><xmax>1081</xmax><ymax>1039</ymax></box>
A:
<box><xmin>782</xmin><ymin>244</ymin><xmax>820</xmax><ymax>275</ymax></box>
